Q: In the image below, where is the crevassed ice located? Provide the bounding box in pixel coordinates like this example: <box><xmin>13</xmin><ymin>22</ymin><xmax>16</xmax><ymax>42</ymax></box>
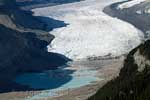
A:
<box><xmin>32</xmin><ymin>0</ymin><xmax>144</xmax><ymax>60</ymax></box>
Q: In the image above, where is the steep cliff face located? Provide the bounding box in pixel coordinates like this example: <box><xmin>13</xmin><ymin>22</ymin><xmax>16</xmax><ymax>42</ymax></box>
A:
<box><xmin>0</xmin><ymin>0</ymin><xmax>68</xmax><ymax>90</ymax></box>
<box><xmin>0</xmin><ymin>24</ymin><xmax>53</xmax><ymax>81</ymax></box>
<box><xmin>0</xmin><ymin>0</ymin><xmax>16</xmax><ymax>6</ymax></box>
<box><xmin>88</xmin><ymin>40</ymin><xmax>150</xmax><ymax>100</ymax></box>
<box><xmin>104</xmin><ymin>0</ymin><xmax>150</xmax><ymax>37</ymax></box>
<box><xmin>88</xmin><ymin>1</ymin><xmax>150</xmax><ymax>100</ymax></box>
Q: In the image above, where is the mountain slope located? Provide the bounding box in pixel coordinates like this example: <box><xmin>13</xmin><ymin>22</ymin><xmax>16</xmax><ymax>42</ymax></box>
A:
<box><xmin>88</xmin><ymin>40</ymin><xmax>150</xmax><ymax>100</ymax></box>
<box><xmin>88</xmin><ymin>0</ymin><xmax>150</xmax><ymax>100</ymax></box>
<box><xmin>0</xmin><ymin>0</ymin><xmax>69</xmax><ymax>92</ymax></box>
<box><xmin>16</xmin><ymin>0</ymin><xmax>82</xmax><ymax>10</ymax></box>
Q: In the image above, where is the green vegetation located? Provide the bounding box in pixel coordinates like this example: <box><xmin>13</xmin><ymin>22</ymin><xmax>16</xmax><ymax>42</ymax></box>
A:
<box><xmin>88</xmin><ymin>40</ymin><xmax>150</xmax><ymax>100</ymax></box>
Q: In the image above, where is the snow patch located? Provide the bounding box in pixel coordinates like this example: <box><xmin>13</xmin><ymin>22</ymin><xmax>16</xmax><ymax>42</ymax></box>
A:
<box><xmin>117</xmin><ymin>0</ymin><xmax>146</xmax><ymax>9</ymax></box>
<box><xmin>145</xmin><ymin>8</ymin><xmax>150</xmax><ymax>14</ymax></box>
<box><xmin>136</xmin><ymin>10</ymin><xmax>142</xmax><ymax>14</ymax></box>
<box><xmin>134</xmin><ymin>50</ymin><xmax>150</xmax><ymax>72</ymax></box>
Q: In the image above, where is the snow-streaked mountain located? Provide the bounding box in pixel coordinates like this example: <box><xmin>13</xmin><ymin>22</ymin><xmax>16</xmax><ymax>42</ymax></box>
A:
<box><xmin>117</xmin><ymin>0</ymin><xmax>146</xmax><ymax>10</ymax></box>
<box><xmin>32</xmin><ymin>0</ymin><xmax>144</xmax><ymax>60</ymax></box>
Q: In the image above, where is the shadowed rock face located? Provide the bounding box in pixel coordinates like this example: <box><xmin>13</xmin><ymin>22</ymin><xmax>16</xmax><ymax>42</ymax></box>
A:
<box><xmin>89</xmin><ymin>40</ymin><xmax>150</xmax><ymax>100</ymax></box>
<box><xmin>0</xmin><ymin>0</ymin><xmax>16</xmax><ymax>5</ymax></box>
<box><xmin>15</xmin><ymin>0</ymin><xmax>82</xmax><ymax>10</ymax></box>
<box><xmin>104</xmin><ymin>0</ymin><xmax>150</xmax><ymax>37</ymax></box>
<box><xmin>0</xmin><ymin>24</ymin><xmax>69</xmax><ymax>79</ymax></box>
<box><xmin>0</xmin><ymin>0</ymin><xmax>71</xmax><ymax>93</ymax></box>
<box><xmin>89</xmin><ymin>1</ymin><xmax>150</xmax><ymax>100</ymax></box>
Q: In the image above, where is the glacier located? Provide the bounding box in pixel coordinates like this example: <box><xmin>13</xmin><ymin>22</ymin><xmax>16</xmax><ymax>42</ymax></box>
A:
<box><xmin>32</xmin><ymin>0</ymin><xmax>144</xmax><ymax>60</ymax></box>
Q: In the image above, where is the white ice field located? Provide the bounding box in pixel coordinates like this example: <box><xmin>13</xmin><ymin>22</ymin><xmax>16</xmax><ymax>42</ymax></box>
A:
<box><xmin>32</xmin><ymin>0</ymin><xmax>144</xmax><ymax>60</ymax></box>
